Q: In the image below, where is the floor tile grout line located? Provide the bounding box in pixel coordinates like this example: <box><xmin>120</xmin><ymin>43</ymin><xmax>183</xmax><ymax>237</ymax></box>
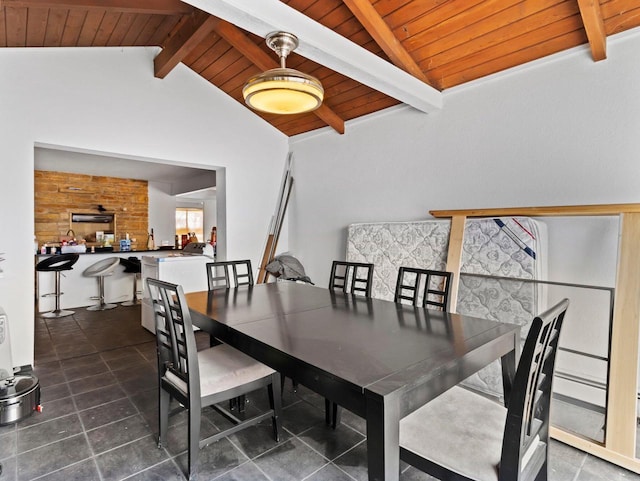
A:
<box><xmin>14</xmin><ymin>418</ymin><xmax>87</xmax><ymax>457</ymax></box>
<box><xmin>294</xmin><ymin>419</ymin><xmax>367</xmax><ymax>463</ymax></box>
<box><xmin>23</xmin><ymin>387</ymin><xmax>128</xmax><ymax>430</ymax></box>
<box><xmin>301</xmin><ymin>460</ymin><xmax>360</xmax><ymax>481</ymax></box>
<box><xmin>70</xmin><ymin>388</ymin><xmax>105</xmax><ymax>481</ymax></box>
<box><xmin>82</xmin><ymin>411</ymin><xmax>142</xmax><ymax>436</ymax></box>
<box><xmin>119</xmin><ymin>456</ymin><xmax>186</xmax><ymax>481</ymax></box>
<box><xmin>14</xmin><ymin>432</ymin><xmax>88</xmax><ymax>479</ymax></box>
<box><xmin>31</xmin><ymin>312</ymin><xmax>160</xmax><ymax>480</ymax></box>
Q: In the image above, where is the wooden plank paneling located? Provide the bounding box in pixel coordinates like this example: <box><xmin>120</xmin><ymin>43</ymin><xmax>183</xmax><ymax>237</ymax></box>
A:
<box><xmin>429</xmin><ymin>14</ymin><xmax>585</xmax><ymax>87</ymax></box>
<box><xmin>388</xmin><ymin>0</ymin><xmax>489</xmax><ymax>42</ymax></box>
<box><xmin>5</xmin><ymin>6</ymin><xmax>28</xmax><ymax>46</ymax></box>
<box><xmin>76</xmin><ymin>9</ymin><xmax>103</xmax><ymax>45</ymax></box>
<box><xmin>147</xmin><ymin>15</ymin><xmax>180</xmax><ymax>46</ymax></box>
<box><xmin>407</xmin><ymin>0</ymin><xmax>566</xmax><ymax>62</ymax></box>
<box><xmin>133</xmin><ymin>14</ymin><xmax>164</xmax><ymax>46</ymax></box>
<box><xmin>92</xmin><ymin>10</ymin><xmax>120</xmax><ymax>46</ymax></box>
<box><xmin>440</xmin><ymin>28</ymin><xmax>586</xmax><ymax>88</ymax></box>
<box><xmin>43</xmin><ymin>7</ymin><xmax>67</xmax><ymax>46</ymax></box>
<box><xmin>3</xmin><ymin>0</ymin><xmax>640</xmax><ymax>136</ymax></box>
<box><xmin>0</xmin><ymin>7</ymin><xmax>6</xmax><ymax>46</ymax></box>
<box><xmin>188</xmin><ymin>36</ymin><xmax>231</xmax><ymax>74</ymax></box>
<box><xmin>25</xmin><ymin>7</ymin><xmax>48</xmax><ymax>46</ymax></box>
<box><xmin>59</xmin><ymin>8</ymin><xmax>85</xmax><ymax>46</ymax></box>
<box><xmin>602</xmin><ymin>1</ymin><xmax>640</xmax><ymax>34</ymax></box>
<box><xmin>2</xmin><ymin>0</ymin><xmax>192</xmax><ymax>15</ymax></box>
<box><xmin>105</xmin><ymin>11</ymin><xmax>134</xmax><ymax>46</ymax></box>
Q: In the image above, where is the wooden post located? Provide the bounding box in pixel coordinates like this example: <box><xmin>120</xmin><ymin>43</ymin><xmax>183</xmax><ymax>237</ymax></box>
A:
<box><xmin>606</xmin><ymin>212</ymin><xmax>640</xmax><ymax>455</ymax></box>
<box><xmin>430</xmin><ymin>204</ymin><xmax>640</xmax><ymax>473</ymax></box>
<box><xmin>257</xmin><ymin>153</ymin><xmax>294</xmax><ymax>284</ymax></box>
<box><xmin>445</xmin><ymin>215</ymin><xmax>466</xmax><ymax>313</ymax></box>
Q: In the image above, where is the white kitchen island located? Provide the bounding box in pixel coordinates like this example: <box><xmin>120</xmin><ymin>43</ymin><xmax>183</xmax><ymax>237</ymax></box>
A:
<box><xmin>140</xmin><ymin>244</ymin><xmax>214</xmax><ymax>332</ymax></box>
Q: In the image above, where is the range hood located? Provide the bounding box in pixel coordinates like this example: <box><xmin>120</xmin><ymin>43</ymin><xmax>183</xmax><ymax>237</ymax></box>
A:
<box><xmin>71</xmin><ymin>213</ymin><xmax>114</xmax><ymax>223</ymax></box>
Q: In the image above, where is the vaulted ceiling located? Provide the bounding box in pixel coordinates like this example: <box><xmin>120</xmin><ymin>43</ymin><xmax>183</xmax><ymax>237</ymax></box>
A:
<box><xmin>1</xmin><ymin>0</ymin><xmax>638</xmax><ymax>137</ymax></box>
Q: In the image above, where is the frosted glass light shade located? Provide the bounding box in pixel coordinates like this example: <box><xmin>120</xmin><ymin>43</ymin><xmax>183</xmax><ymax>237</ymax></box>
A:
<box><xmin>243</xmin><ymin>68</ymin><xmax>324</xmax><ymax>115</ymax></box>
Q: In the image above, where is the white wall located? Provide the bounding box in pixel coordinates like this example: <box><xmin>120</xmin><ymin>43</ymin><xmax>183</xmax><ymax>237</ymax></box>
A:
<box><xmin>203</xmin><ymin>198</ymin><xmax>217</xmax><ymax>242</ymax></box>
<box><xmin>148</xmin><ymin>181</ymin><xmax>177</xmax><ymax>247</ymax></box>
<box><xmin>289</xmin><ymin>28</ymin><xmax>640</xmax><ymax>288</ymax></box>
<box><xmin>289</xmin><ymin>28</ymin><xmax>640</xmax><ymax>405</ymax></box>
<box><xmin>0</xmin><ymin>47</ymin><xmax>288</xmax><ymax>367</ymax></box>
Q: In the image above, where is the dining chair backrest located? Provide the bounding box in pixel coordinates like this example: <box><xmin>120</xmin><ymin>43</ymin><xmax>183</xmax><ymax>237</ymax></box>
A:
<box><xmin>146</xmin><ymin>276</ymin><xmax>283</xmax><ymax>480</ymax></box>
<box><xmin>146</xmin><ymin>277</ymin><xmax>200</xmax><ymax>401</ymax></box>
<box><xmin>329</xmin><ymin>261</ymin><xmax>374</xmax><ymax>297</ymax></box>
<box><xmin>206</xmin><ymin>260</ymin><xmax>254</xmax><ymax>290</ymax></box>
<box><xmin>499</xmin><ymin>298</ymin><xmax>569</xmax><ymax>480</ymax></box>
<box><xmin>394</xmin><ymin>267</ymin><xmax>452</xmax><ymax>311</ymax></box>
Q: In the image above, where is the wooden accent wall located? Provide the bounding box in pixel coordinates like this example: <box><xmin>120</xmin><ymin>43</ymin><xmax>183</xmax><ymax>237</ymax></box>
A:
<box><xmin>34</xmin><ymin>171</ymin><xmax>148</xmax><ymax>249</ymax></box>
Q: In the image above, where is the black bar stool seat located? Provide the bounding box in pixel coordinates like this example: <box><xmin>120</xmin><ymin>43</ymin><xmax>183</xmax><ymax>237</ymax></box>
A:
<box><xmin>36</xmin><ymin>253</ymin><xmax>80</xmax><ymax>318</ymax></box>
<box><xmin>120</xmin><ymin>256</ymin><xmax>141</xmax><ymax>306</ymax></box>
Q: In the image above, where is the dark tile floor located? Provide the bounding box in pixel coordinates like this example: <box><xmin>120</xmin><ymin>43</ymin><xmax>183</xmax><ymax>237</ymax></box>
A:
<box><xmin>1</xmin><ymin>305</ymin><xmax>640</xmax><ymax>480</ymax></box>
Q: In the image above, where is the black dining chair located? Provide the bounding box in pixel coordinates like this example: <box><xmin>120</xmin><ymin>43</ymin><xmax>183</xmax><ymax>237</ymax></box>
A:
<box><xmin>399</xmin><ymin>298</ymin><xmax>569</xmax><ymax>481</ymax></box>
<box><xmin>329</xmin><ymin>260</ymin><xmax>374</xmax><ymax>297</ymax></box>
<box><xmin>325</xmin><ymin>260</ymin><xmax>374</xmax><ymax>428</ymax></box>
<box><xmin>206</xmin><ymin>259</ymin><xmax>253</xmax><ymax>290</ymax></box>
<box><xmin>147</xmin><ymin>278</ymin><xmax>282</xmax><ymax>480</ymax></box>
<box><xmin>205</xmin><ymin>259</ymin><xmax>255</xmax><ymax>411</ymax></box>
<box><xmin>394</xmin><ymin>267</ymin><xmax>453</xmax><ymax>311</ymax></box>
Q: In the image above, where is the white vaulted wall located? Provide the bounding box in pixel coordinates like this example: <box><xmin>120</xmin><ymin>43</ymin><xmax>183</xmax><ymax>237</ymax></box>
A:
<box><xmin>288</xmin><ymin>29</ymin><xmax>640</xmax><ymax>289</ymax></box>
<box><xmin>0</xmin><ymin>47</ymin><xmax>288</xmax><ymax>366</ymax></box>
<box><xmin>288</xmin><ymin>28</ymin><xmax>640</xmax><ymax>403</ymax></box>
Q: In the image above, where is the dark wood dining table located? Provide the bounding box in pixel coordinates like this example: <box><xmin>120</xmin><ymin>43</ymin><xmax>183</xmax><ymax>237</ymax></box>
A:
<box><xmin>185</xmin><ymin>282</ymin><xmax>520</xmax><ymax>481</ymax></box>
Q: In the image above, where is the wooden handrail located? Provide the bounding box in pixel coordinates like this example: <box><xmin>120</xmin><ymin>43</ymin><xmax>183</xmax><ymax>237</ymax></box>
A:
<box><xmin>430</xmin><ymin>203</ymin><xmax>640</xmax><ymax>218</ymax></box>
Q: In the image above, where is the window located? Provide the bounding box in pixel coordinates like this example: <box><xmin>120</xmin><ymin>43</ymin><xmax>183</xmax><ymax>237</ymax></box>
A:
<box><xmin>176</xmin><ymin>208</ymin><xmax>204</xmax><ymax>242</ymax></box>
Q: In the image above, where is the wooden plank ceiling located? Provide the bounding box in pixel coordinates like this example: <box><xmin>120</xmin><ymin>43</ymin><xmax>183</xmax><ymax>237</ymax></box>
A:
<box><xmin>1</xmin><ymin>0</ymin><xmax>638</xmax><ymax>137</ymax></box>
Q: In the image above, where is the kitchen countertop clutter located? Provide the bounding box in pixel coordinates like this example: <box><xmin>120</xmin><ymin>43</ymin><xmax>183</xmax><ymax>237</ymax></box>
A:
<box><xmin>35</xmin><ymin>243</ymin><xmax>215</xmax><ymax>313</ymax></box>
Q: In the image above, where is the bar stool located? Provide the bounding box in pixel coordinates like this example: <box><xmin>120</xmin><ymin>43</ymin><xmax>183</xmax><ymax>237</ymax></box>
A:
<box><xmin>36</xmin><ymin>253</ymin><xmax>80</xmax><ymax>318</ymax></box>
<box><xmin>83</xmin><ymin>257</ymin><xmax>120</xmax><ymax>311</ymax></box>
<box><xmin>120</xmin><ymin>257</ymin><xmax>141</xmax><ymax>306</ymax></box>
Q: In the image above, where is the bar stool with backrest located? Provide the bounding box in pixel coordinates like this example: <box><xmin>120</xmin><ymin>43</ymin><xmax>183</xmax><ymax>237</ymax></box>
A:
<box><xmin>36</xmin><ymin>253</ymin><xmax>80</xmax><ymax>318</ymax></box>
<box><xmin>83</xmin><ymin>257</ymin><xmax>120</xmax><ymax>311</ymax></box>
<box><xmin>394</xmin><ymin>267</ymin><xmax>453</xmax><ymax>311</ymax></box>
<box><xmin>399</xmin><ymin>298</ymin><xmax>570</xmax><ymax>481</ymax></box>
<box><xmin>147</xmin><ymin>278</ymin><xmax>282</xmax><ymax>480</ymax></box>
<box><xmin>119</xmin><ymin>256</ymin><xmax>141</xmax><ymax>306</ymax></box>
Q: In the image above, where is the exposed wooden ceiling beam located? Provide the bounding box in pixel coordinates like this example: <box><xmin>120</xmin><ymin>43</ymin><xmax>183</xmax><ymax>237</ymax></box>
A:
<box><xmin>577</xmin><ymin>0</ymin><xmax>607</xmax><ymax>61</ymax></box>
<box><xmin>213</xmin><ymin>20</ymin><xmax>345</xmax><ymax>134</ymax></box>
<box><xmin>155</xmin><ymin>11</ymin><xmax>219</xmax><ymax>79</ymax></box>
<box><xmin>341</xmin><ymin>0</ymin><xmax>432</xmax><ymax>86</ymax></box>
<box><xmin>0</xmin><ymin>0</ymin><xmax>193</xmax><ymax>14</ymax></box>
<box><xmin>181</xmin><ymin>0</ymin><xmax>443</xmax><ymax>114</ymax></box>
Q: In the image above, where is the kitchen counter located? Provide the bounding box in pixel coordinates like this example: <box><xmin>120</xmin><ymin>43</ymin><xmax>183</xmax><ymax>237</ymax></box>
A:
<box><xmin>35</xmin><ymin>250</ymin><xmax>190</xmax><ymax>312</ymax></box>
<box><xmin>35</xmin><ymin>248</ymin><xmax>179</xmax><ymax>257</ymax></box>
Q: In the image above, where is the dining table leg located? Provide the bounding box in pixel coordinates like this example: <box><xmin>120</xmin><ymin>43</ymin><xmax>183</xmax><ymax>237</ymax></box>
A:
<box><xmin>365</xmin><ymin>390</ymin><xmax>400</xmax><ymax>481</ymax></box>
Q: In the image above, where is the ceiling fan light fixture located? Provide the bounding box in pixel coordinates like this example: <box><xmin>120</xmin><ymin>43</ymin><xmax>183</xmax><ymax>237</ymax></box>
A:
<box><xmin>243</xmin><ymin>32</ymin><xmax>324</xmax><ymax>115</ymax></box>
<box><xmin>243</xmin><ymin>68</ymin><xmax>323</xmax><ymax>114</ymax></box>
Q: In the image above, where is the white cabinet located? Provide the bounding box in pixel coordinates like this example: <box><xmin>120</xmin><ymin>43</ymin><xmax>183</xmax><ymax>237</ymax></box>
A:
<box><xmin>141</xmin><ymin>255</ymin><xmax>211</xmax><ymax>332</ymax></box>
